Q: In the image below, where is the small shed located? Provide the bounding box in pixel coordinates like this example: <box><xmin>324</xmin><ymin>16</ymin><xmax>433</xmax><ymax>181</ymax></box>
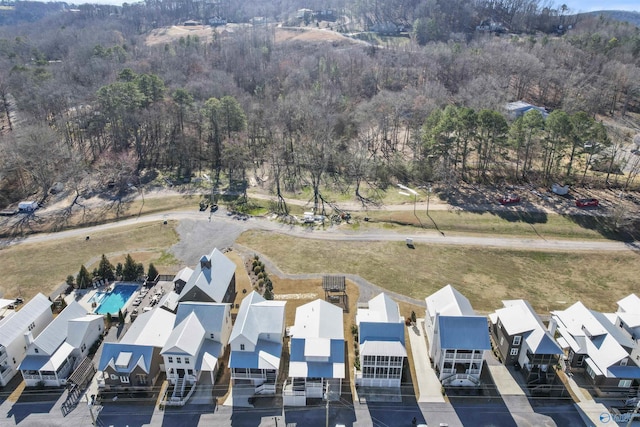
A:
<box><xmin>18</xmin><ymin>201</ymin><xmax>38</xmax><ymax>212</ymax></box>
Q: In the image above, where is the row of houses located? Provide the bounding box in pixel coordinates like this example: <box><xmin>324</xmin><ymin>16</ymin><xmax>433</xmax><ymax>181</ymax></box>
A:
<box><xmin>2</xmin><ymin>247</ymin><xmax>638</xmax><ymax>406</ymax></box>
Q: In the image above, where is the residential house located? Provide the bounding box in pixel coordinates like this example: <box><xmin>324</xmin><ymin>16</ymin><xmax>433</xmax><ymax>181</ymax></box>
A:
<box><xmin>161</xmin><ymin>302</ymin><xmax>231</xmax><ymax>405</ymax></box>
<box><xmin>0</xmin><ymin>293</ymin><xmax>53</xmax><ymax>386</ymax></box>
<box><xmin>172</xmin><ymin>267</ymin><xmax>193</xmax><ymax>294</ymax></box>
<box><xmin>20</xmin><ymin>301</ymin><xmax>103</xmax><ymax>387</ymax></box>
<box><xmin>97</xmin><ymin>307</ymin><xmax>175</xmax><ymax>391</ymax></box>
<box><xmin>505</xmin><ymin>101</ymin><xmax>549</xmax><ymax>120</ymax></box>
<box><xmin>424</xmin><ymin>285</ymin><xmax>490</xmax><ymax>387</ymax></box>
<box><xmin>229</xmin><ymin>291</ymin><xmax>286</xmax><ymax>396</ymax></box>
<box><xmin>490</xmin><ymin>300</ymin><xmax>563</xmax><ymax>388</ymax></box>
<box><xmin>613</xmin><ymin>294</ymin><xmax>640</xmax><ymax>365</ymax></box>
<box><xmin>284</xmin><ymin>299</ymin><xmax>345</xmax><ymax>406</ymax></box>
<box><xmin>355</xmin><ymin>293</ymin><xmax>407</xmax><ymax>388</ymax></box>
<box><xmin>178</xmin><ymin>248</ymin><xmax>236</xmax><ymax>304</ymax></box>
<box><xmin>550</xmin><ymin>301</ymin><xmax>640</xmax><ymax>396</ymax></box>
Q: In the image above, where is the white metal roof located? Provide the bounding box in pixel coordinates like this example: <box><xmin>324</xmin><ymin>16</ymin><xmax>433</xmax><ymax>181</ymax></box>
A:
<box><xmin>29</xmin><ymin>301</ymin><xmax>87</xmax><ymax>356</ymax></box>
<box><xmin>174</xmin><ymin>302</ymin><xmax>229</xmax><ymax>333</ymax></box>
<box><xmin>179</xmin><ymin>248</ymin><xmax>235</xmax><ymax>303</ymax></box>
<box><xmin>356</xmin><ymin>293</ymin><xmax>402</xmax><ymax>325</ymax></box>
<box><xmin>304</xmin><ymin>337</ymin><xmax>331</xmax><ymax>358</ymax></box>
<box><xmin>290</xmin><ymin>299</ymin><xmax>343</xmax><ymax>340</ymax></box>
<box><xmin>617</xmin><ymin>294</ymin><xmax>640</xmax><ymax>314</ymax></box>
<box><xmin>0</xmin><ymin>293</ymin><xmax>51</xmax><ymax>345</ymax></box>
<box><xmin>173</xmin><ymin>267</ymin><xmax>194</xmax><ymax>284</ymax></box>
<box><xmin>161</xmin><ymin>312</ymin><xmax>205</xmax><ymax>356</ymax></box>
<box><xmin>229</xmin><ymin>291</ymin><xmax>286</xmax><ymax>345</ymax></box>
<box><xmin>360</xmin><ymin>340</ymin><xmax>407</xmax><ymax>358</ymax></box>
<box><xmin>120</xmin><ymin>307</ymin><xmax>176</xmax><ymax>348</ymax></box>
<box><xmin>66</xmin><ymin>315</ymin><xmax>103</xmax><ymax>349</ymax></box>
<box><xmin>425</xmin><ymin>285</ymin><xmax>475</xmax><ymax>317</ymax></box>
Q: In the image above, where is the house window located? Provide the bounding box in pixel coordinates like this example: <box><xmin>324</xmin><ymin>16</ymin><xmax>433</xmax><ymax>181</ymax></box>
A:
<box><xmin>210</xmin><ymin>333</ymin><xmax>214</xmax><ymax>339</ymax></box>
<box><xmin>28</xmin><ymin>322</ymin><xmax>36</xmax><ymax>331</ymax></box>
<box><xmin>240</xmin><ymin>344</ymin><xmax>245</xmax><ymax>351</ymax></box>
<box><xmin>618</xmin><ymin>379</ymin><xmax>632</xmax><ymax>388</ymax></box>
<box><xmin>512</xmin><ymin>336</ymin><xmax>521</xmax><ymax>346</ymax></box>
<box><xmin>576</xmin><ymin>355</ymin><xmax>585</xmax><ymax>367</ymax></box>
<box><xmin>176</xmin><ymin>357</ymin><xmax>181</xmax><ymax>364</ymax></box>
<box><xmin>586</xmin><ymin>364</ymin><xmax>596</xmax><ymax>380</ymax></box>
<box><xmin>510</xmin><ymin>348</ymin><xmax>519</xmax><ymax>356</ymax></box>
<box><xmin>620</xmin><ymin>358</ymin><xmax>628</xmax><ymax>366</ymax></box>
<box><xmin>110</xmin><ymin>374</ymin><xmax>117</xmax><ymax>380</ymax></box>
<box><xmin>500</xmin><ymin>336</ymin><xmax>504</xmax><ymax>346</ymax></box>
<box><xmin>120</xmin><ymin>376</ymin><xmax>130</xmax><ymax>383</ymax></box>
<box><xmin>168</xmin><ymin>357</ymin><xmax>173</xmax><ymax>363</ymax></box>
<box><xmin>34</xmin><ymin>348</ymin><xmax>39</xmax><ymax>354</ymax></box>
<box><xmin>184</xmin><ymin>358</ymin><xmax>190</xmax><ymax>364</ymax></box>
<box><xmin>136</xmin><ymin>374</ymin><xmax>147</xmax><ymax>385</ymax></box>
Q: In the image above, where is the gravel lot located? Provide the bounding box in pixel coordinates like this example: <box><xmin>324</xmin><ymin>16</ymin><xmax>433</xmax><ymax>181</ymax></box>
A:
<box><xmin>169</xmin><ymin>217</ymin><xmax>246</xmax><ymax>265</ymax></box>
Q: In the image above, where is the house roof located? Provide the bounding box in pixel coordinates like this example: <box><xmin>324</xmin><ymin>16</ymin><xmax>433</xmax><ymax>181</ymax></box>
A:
<box><xmin>552</xmin><ymin>301</ymin><xmax>636</xmax><ymax>377</ymax></box>
<box><xmin>229</xmin><ymin>291</ymin><xmax>286</xmax><ymax>345</ymax></box>
<box><xmin>20</xmin><ymin>342</ymin><xmax>74</xmax><ymax>372</ymax></box>
<box><xmin>120</xmin><ymin>307</ymin><xmax>176</xmax><ymax>348</ymax></box>
<box><xmin>0</xmin><ymin>293</ymin><xmax>51</xmax><ymax>345</ymax></box>
<box><xmin>179</xmin><ymin>248</ymin><xmax>235</xmax><ymax>303</ymax></box>
<box><xmin>425</xmin><ymin>285</ymin><xmax>475</xmax><ymax>318</ymax></box>
<box><xmin>289</xmin><ymin>338</ymin><xmax>345</xmax><ymax>379</ymax></box>
<box><xmin>229</xmin><ymin>339</ymin><xmax>283</xmax><ymax>370</ymax></box>
<box><xmin>159</xmin><ymin>291</ymin><xmax>180</xmax><ymax>312</ymax></box>
<box><xmin>174</xmin><ymin>302</ymin><xmax>229</xmax><ymax>333</ymax></box>
<box><xmin>29</xmin><ymin>301</ymin><xmax>87</xmax><ymax>356</ymax></box>
<box><xmin>617</xmin><ymin>294</ymin><xmax>640</xmax><ymax>314</ymax></box>
<box><xmin>196</xmin><ymin>339</ymin><xmax>223</xmax><ymax>372</ymax></box>
<box><xmin>356</xmin><ymin>293</ymin><xmax>402</xmax><ymax>325</ymax></box>
<box><xmin>66</xmin><ymin>315</ymin><xmax>103</xmax><ymax>349</ymax></box>
<box><xmin>360</xmin><ymin>340</ymin><xmax>407</xmax><ymax>358</ymax></box>
<box><xmin>493</xmin><ymin>300</ymin><xmax>562</xmax><ymax>355</ymax></box>
<box><xmin>98</xmin><ymin>343</ymin><xmax>154</xmax><ymax>374</ymax></box>
<box><xmin>161</xmin><ymin>312</ymin><xmax>205</xmax><ymax>356</ymax></box>
<box><xmin>438</xmin><ymin>316</ymin><xmax>491</xmax><ymax>351</ymax></box>
<box><xmin>290</xmin><ymin>299</ymin><xmax>344</xmax><ymax>340</ymax></box>
<box><xmin>173</xmin><ymin>267</ymin><xmax>194</xmax><ymax>284</ymax></box>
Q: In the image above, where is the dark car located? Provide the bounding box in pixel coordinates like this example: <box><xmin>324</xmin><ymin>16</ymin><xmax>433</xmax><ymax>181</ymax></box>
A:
<box><xmin>499</xmin><ymin>194</ymin><xmax>521</xmax><ymax>205</ymax></box>
<box><xmin>576</xmin><ymin>198</ymin><xmax>599</xmax><ymax>207</ymax></box>
<box><xmin>210</xmin><ymin>204</ymin><xmax>218</xmax><ymax>212</ymax></box>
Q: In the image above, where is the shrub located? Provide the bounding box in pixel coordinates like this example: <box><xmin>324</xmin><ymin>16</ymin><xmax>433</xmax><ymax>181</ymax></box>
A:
<box><xmin>253</xmin><ymin>265</ymin><xmax>261</xmax><ymax>275</ymax></box>
<box><xmin>258</xmin><ymin>279</ymin><xmax>265</xmax><ymax>287</ymax></box>
<box><xmin>351</xmin><ymin>324</ymin><xmax>358</xmax><ymax>336</ymax></box>
<box><xmin>258</xmin><ymin>272</ymin><xmax>265</xmax><ymax>279</ymax></box>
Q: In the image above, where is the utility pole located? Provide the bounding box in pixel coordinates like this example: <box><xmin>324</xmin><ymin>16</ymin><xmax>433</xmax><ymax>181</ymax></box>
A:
<box><xmin>325</xmin><ymin>383</ymin><xmax>330</xmax><ymax>427</ymax></box>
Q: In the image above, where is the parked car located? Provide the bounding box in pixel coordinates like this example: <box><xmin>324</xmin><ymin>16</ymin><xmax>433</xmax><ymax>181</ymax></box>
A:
<box><xmin>576</xmin><ymin>198</ymin><xmax>599</xmax><ymax>207</ymax></box>
<box><xmin>210</xmin><ymin>204</ymin><xmax>218</xmax><ymax>212</ymax></box>
<box><xmin>499</xmin><ymin>194</ymin><xmax>520</xmax><ymax>205</ymax></box>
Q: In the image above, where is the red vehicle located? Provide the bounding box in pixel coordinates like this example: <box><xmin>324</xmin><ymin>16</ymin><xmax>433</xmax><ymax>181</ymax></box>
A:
<box><xmin>576</xmin><ymin>198</ymin><xmax>599</xmax><ymax>208</ymax></box>
<box><xmin>499</xmin><ymin>194</ymin><xmax>521</xmax><ymax>205</ymax></box>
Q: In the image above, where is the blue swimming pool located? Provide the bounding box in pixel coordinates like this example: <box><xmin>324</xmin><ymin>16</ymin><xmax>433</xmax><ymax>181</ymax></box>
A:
<box><xmin>91</xmin><ymin>284</ymin><xmax>139</xmax><ymax>315</ymax></box>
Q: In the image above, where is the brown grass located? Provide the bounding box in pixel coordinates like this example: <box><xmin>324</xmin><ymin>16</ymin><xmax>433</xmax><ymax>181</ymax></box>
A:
<box><xmin>0</xmin><ymin>221</ymin><xmax>179</xmax><ymax>299</ymax></box>
<box><xmin>237</xmin><ymin>230</ymin><xmax>640</xmax><ymax>313</ymax></box>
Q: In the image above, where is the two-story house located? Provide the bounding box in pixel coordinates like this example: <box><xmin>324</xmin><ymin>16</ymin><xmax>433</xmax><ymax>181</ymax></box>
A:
<box><xmin>424</xmin><ymin>285</ymin><xmax>490</xmax><ymax>387</ymax></box>
<box><xmin>613</xmin><ymin>294</ymin><xmax>640</xmax><ymax>365</ymax></box>
<box><xmin>490</xmin><ymin>299</ymin><xmax>563</xmax><ymax>387</ymax></box>
<box><xmin>284</xmin><ymin>299</ymin><xmax>345</xmax><ymax>406</ymax></box>
<box><xmin>355</xmin><ymin>293</ymin><xmax>407</xmax><ymax>388</ymax></box>
<box><xmin>178</xmin><ymin>248</ymin><xmax>236</xmax><ymax>304</ymax></box>
<box><xmin>550</xmin><ymin>301</ymin><xmax>640</xmax><ymax>397</ymax></box>
<box><xmin>229</xmin><ymin>291</ymin><xmax>286</xmax><ymax>396</ymax></box>
<box><xmin>98</xmin><ymin>307</ymin><xmax>175</xmax><ymax>392</ymax></box>
<box><xmin>0</xmin><ymin>293</ymin><xmax>53</xmax><ymax>386</ymax></box>
<box><xmin>20</xmin><ymin>301</ymin><xmax>103</xmax><ymax>387</ymax></box>
<box><xmin>161</xmin><ymin>301</ymin><xmax>231</xmax><ymax>405</ymax></box>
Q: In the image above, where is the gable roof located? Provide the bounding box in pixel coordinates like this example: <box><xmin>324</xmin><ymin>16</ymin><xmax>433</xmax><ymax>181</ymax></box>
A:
<box><xmin>0</xmin><ymin>293</ymin><xmax>51</xmax><ymax>345</ymax></box>
<box><xmin>229</xmin><ymin>291</ymin><xmax>286</xmax><ymax>345</ymax></box>
<box><xmin>425</xmin><ymin>285</ymin><xmax>475</xmax><ymax>317</ymax></box>
<box><xmin>290</xmin><ymin>299</ymin><xmax>343</xmax><ymax>340</ymax></box>
<box><xmin>98</xmin><ymin>343</ymin><xmax>154</xmax><ymax>374</ymax></box>
<box><xmin>120</xmin><ymin>307</ymin><xmax>176</xmax><ymax>348</ymax></box>
<box><xmin>356</xmin><ymin>293</ymin><xmax>402</xmax><ymax>325</ymax></box>
<box><xmin>29</xmin><ymin>301</ymin><xmax>87</xmax><ymax>356</ymax></box>
<box><xmin>438</xmin><ymin>316</ymin><xmax>491</xmax><ymax>350</ymax></box>
<box><xmin>173</xmin><ymin>267</ymin><xmax>193</xmax><ymax>284</ymax></box>
<box><xmin>161</xmin><ymin>312</ymin><xmax>205</xmax><ymax>356</ymax></box>
<box><xmin>492</xmin><ymin>299</ymin><xmax>562</xmax><ymax>355</ymax></box>
<box><xmin>174</xmin><ymin>301</ymin><xmax>229</xmax><ymax>333</ymax></box>
<box><xmin>552</xmin><ymin>301</ymin><xmax>637</xmax><ymax>376</ymax></box>
<box><xmin>617</xmin><ymin>294</ymin><xmax>640</xmax><ymax>314</ymax></box>
<box><xmin>66</xmin><ymin>314</ymin><xmax>104</xmax><ymax>349</ymax></box>
<box><xmin>179</xmin><ymin>248</ymin><xmax>235</xmax><ymax>303</ymax></box>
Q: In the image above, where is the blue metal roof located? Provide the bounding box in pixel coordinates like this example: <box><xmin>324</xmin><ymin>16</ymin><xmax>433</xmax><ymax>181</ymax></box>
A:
<box><xmin>533</xmin><ymin>334</ymin><xmax>564</xmax><ymax>355</ymax></box>
<box><xmin>229</xmin><ymin>340</ymin><xmax>282</xmax><ymax>369</ymax></box>
<box><xmin>607</xmin><ymin>365</ymin><xmax>640</xmax><ymax>379</ymax></box>
<box><xmin>290</xmin><ymin>338</ymin><xmax>344</xmax><ymax>364</ymax></box>
<box><xmin>359</xmin><ymin>322</ymin><xmax>405</xmax><ymax>346</ymax></box>
<box><xmin>438</xmin><ymin>316</ymin><xmax>491</xmax><ymax>350</ymax></box>
<box><xmin>98</xmin><ymin>343</ymin><xmax>154</xmax><ymax>373</ymax></box>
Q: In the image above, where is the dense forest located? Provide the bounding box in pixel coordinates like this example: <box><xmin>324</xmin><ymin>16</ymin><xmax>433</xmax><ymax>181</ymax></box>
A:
<box><xmin>0</xmin><ymin>0</ymin><xmax>639</xmax><ymax>214</ymax></box>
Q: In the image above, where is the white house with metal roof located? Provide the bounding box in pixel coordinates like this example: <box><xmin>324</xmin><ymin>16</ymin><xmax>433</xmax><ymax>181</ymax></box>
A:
<box><xmin>613</xmin><ymin>294</ymin><xmax>640</xmax><ymax>364</ymax></box>
<box><xmin>283</xmin><ymin>299</ymin><xmax>345</xmax><ymax>406</ymax></box>
<box><xmin>229</xmin><ymin>291</ymin><xmax>286</xmax><ymax>396</ymax></box>
<box><xmin>550</xmin><ymin>301</ymin><xmax>640</xmax><ymax>396</ymax></box>
<box><xmin>424</xmin><ymin>285</ymin><xmax>490</xmax><ymax>387</ymax></box>
<box><xmin>178</xmin><ymin>248</ymin><xmax>236</xmax><ymax>304</ymax></box>
<box><xmin>20</xmin><ymin>301</ymin><xmax>103</xmax><ymax>387</ymax></box>
<box><xmin>0</xmin><ymin>293</ymin><xmax>53</xmax><ymax>386</ymax></box>
<box><xmin>355</xmin><ymin>293</ymin><xmax>407</xmax><ymax>388</ymax></box>
<box><xmin>489</xmin><ymin>300</ymin><xmax>563</xmax><ymax>388</ymax></box>
<box><xmin>97</xmin><ymin>307</ymin><xmax>175</xmax><ymax>391</ymax></box>
<box><xmin>161</xmin><ymin>301</ymin><xmax>231</xmax><ymax>405</ymax></box>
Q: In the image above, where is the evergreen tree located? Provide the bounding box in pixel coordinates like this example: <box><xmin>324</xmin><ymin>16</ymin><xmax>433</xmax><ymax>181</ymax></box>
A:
<box><xmin>115</xmin><ymin>263</ymin><xmax>123</xmax><ymax>279</ymax></box>
<box><xmin>66</xmin><ymin>275</ymin><xmax>75</xmax><ymax>289</ymax></box>
<box><xmin>264</xmin><ymin>287</ymin><xmax>274</xmax><ymax>300</ymax></box>
<box><xmin>76</xmin><ymin>265</ymin><xmax>92</xmax><ymax>289</ymax></box>
<box><xmin>147</xmin><ymin>263</ymin><xmax>158</xmax><ymax>282</ymax></box>
<box><xmin>122</xmin><ymin>254</ymin><xmax>139</xmax><ymax>281</ymax></box>
<box><xmin>118</xmin><ymin>309</ymin><xmax>125</xmax><ymax>324</ymax></box>
<box><xmin>98</xmin><ymin>254</ymin><xmax>115</xmax><ymax>281</ymax></box>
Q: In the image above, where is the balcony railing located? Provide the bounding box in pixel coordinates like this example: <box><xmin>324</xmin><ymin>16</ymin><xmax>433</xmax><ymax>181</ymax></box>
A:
<box><xmin>232</xmin><ymin>371</ymin><xmax>266</xmax><ymax>380</ymax></box>
<box><xmin>444</xmin><ymin>353</ymin><xmax>483</xmax><ymax>361</ymax></box>
<box><xmin>0</xmin><ymin>351</ymin><xmax>7</xmax><ymax>364</ymax></box>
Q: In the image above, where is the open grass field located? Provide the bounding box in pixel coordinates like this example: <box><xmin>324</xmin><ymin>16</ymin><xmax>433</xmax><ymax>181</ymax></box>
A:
<box><xmin>0</xmin><ymin>221</ymin><xmax>179</xmax><ymax>299</ymax></box>
<box><xmin>237</xmin><ymin>230</ymin><xmax>640</xmax><ymax>313</ymax></box>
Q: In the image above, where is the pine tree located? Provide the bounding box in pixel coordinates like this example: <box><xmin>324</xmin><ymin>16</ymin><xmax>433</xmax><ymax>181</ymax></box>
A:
<box><xmin>264</xmin><ymin>287</ymin><xmax>274</xmax><ymax>300</ymax></box>
<box><xmin>98</xmin><ymin>254</ymin><xmax>115</xmax><ymax>281</ymax></box>
<box><xmin>147</xmin><ymin>263</ymin><xmax>158</xmax><ymax>282</ymax></box>
<box><xmin>122</xmin><ymin>254</ymin><xmax>139</xmax><ymax>281</ymax></box>
<box><xmin>118</xmin><ymin>309</ymin><xmax>125</xmax><ymax>324</ymax></box>
<box><xmin>76</xmin><ymin>265</ymin><xmax>92</xmax><ymax>289</ymax></box>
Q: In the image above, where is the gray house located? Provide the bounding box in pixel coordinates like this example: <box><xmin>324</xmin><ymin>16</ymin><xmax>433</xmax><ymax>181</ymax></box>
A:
<box><xmin>178</xmin><ymin>248</ymin><xmax>236</xmax><ymax>304</ymax></box>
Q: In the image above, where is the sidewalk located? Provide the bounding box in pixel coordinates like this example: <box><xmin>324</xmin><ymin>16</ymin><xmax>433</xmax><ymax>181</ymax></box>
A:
<box><xmin>407</xmin><ymin>319</ymin><xmax>445</xmax><ymax>403</ymax></box>
<box><xmin>559</xmin><ymin>371</ymin><xmax>610</xmax><ymax>427</ymax></box>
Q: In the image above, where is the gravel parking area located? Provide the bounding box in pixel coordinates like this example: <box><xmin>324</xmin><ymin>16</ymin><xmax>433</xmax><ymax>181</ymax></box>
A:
<box><xmin>169</xmin><ymin>217</ymin><xmax>246</xmax><ymax>265</ymax></box>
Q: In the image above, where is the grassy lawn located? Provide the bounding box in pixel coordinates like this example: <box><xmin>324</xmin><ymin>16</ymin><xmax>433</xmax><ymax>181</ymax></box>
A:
<box><xmin>237</xmin><ymin>230</ymin><xmax>640</xmax><ymax>313</ymax></box>
<box><xmin>0</xmin><ymin>221</ymin><xmax>179</xmax><ymax>299</ymax></box>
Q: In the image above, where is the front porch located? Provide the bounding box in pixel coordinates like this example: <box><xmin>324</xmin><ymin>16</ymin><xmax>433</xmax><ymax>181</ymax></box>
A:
<box><xmin>283</xmin><ymin>377</ymin><xmax>341</xmax><ymax>406</ymax></box>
